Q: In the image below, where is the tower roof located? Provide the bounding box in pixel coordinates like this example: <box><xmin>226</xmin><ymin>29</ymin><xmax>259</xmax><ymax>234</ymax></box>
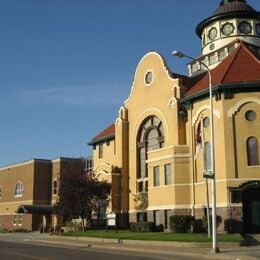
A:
<box><xmin>196</xmin><ymin>0</ymin><xmax>259</xmax><ymax>38</ymax></box>
<box><xmin>184</xmin><ymin>42</ymin><xmax>260</xmax><ymax>98</ymax></box>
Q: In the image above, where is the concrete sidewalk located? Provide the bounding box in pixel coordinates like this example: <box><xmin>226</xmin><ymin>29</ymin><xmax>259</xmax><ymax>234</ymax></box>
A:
<box><xmin>31</xmin><ymin>235</ymin><xmax>260</xmax><ymax>260</ymax></box>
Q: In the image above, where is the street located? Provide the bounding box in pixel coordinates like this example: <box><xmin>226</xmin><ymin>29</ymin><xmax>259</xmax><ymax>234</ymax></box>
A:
<box><xmin>0</xmin><ymin>234</ymin><xmax>196</xmax><ymax>260</ymax></box>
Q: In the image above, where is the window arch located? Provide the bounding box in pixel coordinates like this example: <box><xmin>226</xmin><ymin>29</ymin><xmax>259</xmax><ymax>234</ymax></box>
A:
<box><xmin>15</xmin><ymin>182</ymin><xmax>24</xmax><ymax>197</ymax></box>
<box><xmin>137</xmin><ymin>116</ymin><xmax>164</xmax><ymax>180</ymax></box>
<box><xmin>247</xmin><ymin>137</ymin><xmax>260</xmax><ymax>166</ymax></box>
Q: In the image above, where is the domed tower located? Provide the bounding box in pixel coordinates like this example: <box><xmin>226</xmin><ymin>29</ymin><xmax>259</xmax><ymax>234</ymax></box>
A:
<box><xmin>189</xmin><ymin>0</ymin><xmax>260</xmax><ymax>75</ymax></box>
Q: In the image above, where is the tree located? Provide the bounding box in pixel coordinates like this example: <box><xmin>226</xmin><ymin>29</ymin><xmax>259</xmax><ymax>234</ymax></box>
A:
<box><xmin>54</xmin><ymin>160</ymin><xmax>111</xmax><ymax>230</ymax></box>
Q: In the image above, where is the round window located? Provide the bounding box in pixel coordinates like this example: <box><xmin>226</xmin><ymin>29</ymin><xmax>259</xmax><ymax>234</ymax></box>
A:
<box><xmin>238</xmin><ymin>21</ymin><xmax>252</xmax><ymax>34</ymax></box>
<box><xmin>245</xmin><ymin>110</ymin><xmax>256</xmax><ymax>121</ymax></box>
<box><xmin>203</xmin><ymin>117</ymin><xmax>210</xmax><ymax>128</ymax></box>
<box><xmin>222</xmin><ymin>23</ymin><xmax>234</xmax><ymax>36</ymax></box>
<box><xmin>145</xmin><ymin>71</ymin><xmax>153</xmax><ymax>84</ymax></box>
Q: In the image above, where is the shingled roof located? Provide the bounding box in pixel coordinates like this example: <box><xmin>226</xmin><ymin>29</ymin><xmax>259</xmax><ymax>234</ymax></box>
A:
<box><xmin>184</xmin><ymin>42</ymin><xmax>260</xmax><ymax>99</ymax></box>
<box><xmin>88</xmin><ymin>123</ymin><xmax>115</xmax><ymax>145</ymax></box>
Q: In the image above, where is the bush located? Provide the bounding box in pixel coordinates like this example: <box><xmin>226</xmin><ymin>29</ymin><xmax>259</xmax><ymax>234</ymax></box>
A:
<box><xmin>129</xmin><ymin>222</ymin><xmax>155</xmax><ymax>232</ymax></box>
<box><xmin>202</xmin><ymin>215</ymin><xmax>222</xmax><ymax>233</ymax></box>
<box><xmin>169</xmin><ymin>215</ymin><xmax>195</xmax><ymax>233</ymax></box>
<box><xmin>224</xmin><ymin>218</ymin><xmax>243</xmax><ymax>234</ymax></box>
<box><xmin>192</xmin><ymin>219</ymin><xmax>205</xmax><ymax>233</ymax></box>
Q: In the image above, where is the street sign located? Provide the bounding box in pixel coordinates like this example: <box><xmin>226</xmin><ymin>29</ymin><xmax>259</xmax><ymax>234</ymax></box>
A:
<box><xmin>106</xmin><ymin>213</ymin><xmax>116</xmax><ymax>226</ymax></box>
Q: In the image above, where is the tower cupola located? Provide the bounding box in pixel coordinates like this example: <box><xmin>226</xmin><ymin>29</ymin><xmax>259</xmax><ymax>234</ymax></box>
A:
<box><xmin>196</xmin><ymin>0</ymin><xmax>260</xmax><ymax>55</ymax></box>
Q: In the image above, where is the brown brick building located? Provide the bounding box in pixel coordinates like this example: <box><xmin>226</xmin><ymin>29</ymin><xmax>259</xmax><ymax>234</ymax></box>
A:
<box><xmin>0</xmin><ymin>157</ymin><xmax>85</xmax><ymax>231</ymax></box>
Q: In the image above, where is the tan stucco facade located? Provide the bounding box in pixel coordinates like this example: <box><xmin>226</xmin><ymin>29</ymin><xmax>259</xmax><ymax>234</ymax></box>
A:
<box><xmin>91</xmin><ymin>49</ymin><xmax>260</xmax><ymax>231</ymax></box>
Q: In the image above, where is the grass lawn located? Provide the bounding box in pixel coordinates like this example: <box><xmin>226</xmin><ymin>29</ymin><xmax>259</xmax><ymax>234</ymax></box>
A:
<box><xmin>63</xmin><ymin>230</ymin><xmax>244</xmax><ymax>243</ymax></box>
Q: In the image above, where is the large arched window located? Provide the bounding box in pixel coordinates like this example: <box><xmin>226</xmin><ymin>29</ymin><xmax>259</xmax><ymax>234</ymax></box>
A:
<box><xmin>137</xmin><ymin>116</ymin><xmax>164</xmax><ymax>182</ymax></box>
<box><xmin>15</xmin><ymin>182</ymin><xmax>24</xmax><ymax>197</ymax></box>
<box><xmin>247</xmin><ymin>136</ymin><xmax>260</xmax><ymax>166</ymax></box>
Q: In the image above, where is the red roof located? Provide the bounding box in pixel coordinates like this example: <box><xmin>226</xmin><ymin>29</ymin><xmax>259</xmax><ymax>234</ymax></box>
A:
<box><xmin>185</xmin><ymin>42</ymin><xmax>260</xmax><ymax>97</ymax></box>
<box><xmin>90</xmin><ymin>123</ymin><xmax>115</xmax><ymax>144</ymax></box>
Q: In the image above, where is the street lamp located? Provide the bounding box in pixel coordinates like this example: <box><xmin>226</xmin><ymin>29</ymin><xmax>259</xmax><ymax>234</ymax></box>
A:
<box><xmin>172</xmin><ymin>50</ymin><xmax>219</xmax><ymax>253</ymax></box>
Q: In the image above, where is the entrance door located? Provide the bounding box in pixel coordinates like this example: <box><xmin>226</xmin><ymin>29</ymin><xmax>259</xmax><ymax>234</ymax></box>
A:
<box><xmin>243</xmin><ymin>188</ymin><xmax>260</xmax><ymax>233</ymax></box>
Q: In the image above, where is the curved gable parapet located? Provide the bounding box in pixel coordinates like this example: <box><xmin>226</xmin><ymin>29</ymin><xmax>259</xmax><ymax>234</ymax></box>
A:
<box><xmin>227</xmin><ymin>97</ymin><xmax>260</xmax><ymax>117</ymax></box>
<box><xmin>124</xmin><ymin>52</ymin><xmax>179</xmax><ymax>106</ymax></box>
<box><xmin>94</xmin><ymin>162</ymin><xmax>112</xmax><ymax>174</ymax></box>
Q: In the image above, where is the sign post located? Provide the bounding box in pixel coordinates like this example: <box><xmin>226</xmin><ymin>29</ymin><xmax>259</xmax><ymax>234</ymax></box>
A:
<box><xmin>106</xmin><ymin>213</ymin><xmax>117</xmax><ymax>233</ymax></box>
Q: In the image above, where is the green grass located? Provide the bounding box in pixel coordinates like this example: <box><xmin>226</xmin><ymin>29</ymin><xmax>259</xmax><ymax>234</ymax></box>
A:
<box><xmin>63</xmin><ymin>230</ymin><xmax>244</xmax><ymax>243</ymax></box>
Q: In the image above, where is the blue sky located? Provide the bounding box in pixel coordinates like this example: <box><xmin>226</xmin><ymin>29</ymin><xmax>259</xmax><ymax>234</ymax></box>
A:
<box><xmin>1</xmin><ymin>0</ymin><xmax>260</xmax><ymax>166</ymax></box>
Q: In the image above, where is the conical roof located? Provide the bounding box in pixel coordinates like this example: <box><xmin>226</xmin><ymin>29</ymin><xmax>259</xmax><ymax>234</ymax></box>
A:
<box><xmin>196</xmin><ymin>0</ymin><xmax>260</xmax><ymax>38</ymax></box>
<box><xmin>213</xmin><ymin>0</ymin><xmax>256</xmax><ymax>16</ymax></box>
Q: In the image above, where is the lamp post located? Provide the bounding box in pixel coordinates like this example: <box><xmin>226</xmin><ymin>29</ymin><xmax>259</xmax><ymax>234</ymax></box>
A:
<box><xmin>172</xmin><ymin>50</ymin><xmax>219</xmax><ymax>253</ymax></box>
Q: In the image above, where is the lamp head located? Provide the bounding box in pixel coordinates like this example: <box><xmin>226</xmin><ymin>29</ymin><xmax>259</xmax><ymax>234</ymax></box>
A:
<box><xmin>172</xmin><ymin>50</ymin><xmax>185</xmax><ymax>58</ymax></box>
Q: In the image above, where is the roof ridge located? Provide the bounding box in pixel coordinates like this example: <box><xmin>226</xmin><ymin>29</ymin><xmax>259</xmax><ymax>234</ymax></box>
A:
<box><xmin>241</xmin><ymin>41</ymin><xmax>260</xmax><ymax>65</ymax></box>
<box><xmin>220</xmin><ymin>44</ymin><xmax>242</xmax><ymax>83</ymax></box>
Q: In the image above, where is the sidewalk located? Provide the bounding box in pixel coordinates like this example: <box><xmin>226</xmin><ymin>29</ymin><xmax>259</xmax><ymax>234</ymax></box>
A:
<box><xmin>32</xmin><ymin>234</ymin><xmax>260</xmax><ymax>260</ymax></box>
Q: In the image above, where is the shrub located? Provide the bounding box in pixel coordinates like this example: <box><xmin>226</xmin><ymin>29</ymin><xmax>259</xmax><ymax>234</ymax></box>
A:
<box><xmin>202</xmin><ymin>215</ymin><xmax>222</xmax><ymax>233</ymax></box>
<box><xmin>169</xmin><ymin>215</ymin><xmax>195</xmax><ymax>233</ymax></box>
<box><xmin>192</xmin><ymin>219</ymin><xmax>205</xmax><ymax>233</ymax></box>
<box><xmin>155</xmin><ymin>224</ymin><xmax>164</xmax><ymax>232</ymax></box>
<box><xmin>129</xmin><ymin>222</ymin><xmax>155</xmax><ymax>232</ymax></box>
<box><xmin>224</xmin><ymin>218</ymin><xmax>243</xmax><ymax>234</ymax></box>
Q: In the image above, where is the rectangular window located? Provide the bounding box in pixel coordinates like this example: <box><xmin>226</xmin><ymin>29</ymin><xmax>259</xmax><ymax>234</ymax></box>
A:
<box><xmin>165</xmin><ymin>210</ymin><xmax>172</xmax><ymax>229</ymax></box>
<box><xmin>18</xmin><ymin>215</ymin><xmax>23</xmax><ymax>225</ymax></box>
<box><xmin>153</xmin><ymin>166</ymin><xmax>160</xmax><ymax>187</ymax></box>
<box><xmin>218</xmin><ymin>49</ymin><xmax>226</xmax><ymax>61</ymax></box>
<box><xmin>164</xmin><ymin>164</ymin><xmax>172</xmax><ymax>185</ymax></box>
<box><xmin>98</xmin><ymin>206</ymin><xmax>106</xmax><ymax>219</ymax></box>
<box><xmin>209</xmin><ymin>54</ymin><xmax>217</xmax><ymax>65</ymax></box>
<box><xmin>13</xmin><ymin>215</ymin><xmax>17</xmax><ymax>226</ymax></box>
<box><xmin>191</xmin><ymin>62</ymin><xmax>198</xmax><ymax>74</ymax></box>
<box><xmin>227</xmin><ymin>45</ymin><xmax>235</xmax><ymax>54</ymax></box>
<box><xmin>98</xmin><ymin>144</ymin><xmax>103</xmax><ymax>158</ymax></box>
<box><xmin>138</xmin><ymin>182</ymin><xmax>143</xmax><ymax>193</ymax></box>
<box><xmin>154</xmin><ymin>210</ymin><xmax>160</xmax><ymax>226</ymax></box>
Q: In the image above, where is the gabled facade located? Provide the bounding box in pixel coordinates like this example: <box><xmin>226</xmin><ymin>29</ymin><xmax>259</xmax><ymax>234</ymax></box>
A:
<box><xmin>89</xmin><ymin>0</ymin><xmax>260</xmax><ymax>233</ymax></box>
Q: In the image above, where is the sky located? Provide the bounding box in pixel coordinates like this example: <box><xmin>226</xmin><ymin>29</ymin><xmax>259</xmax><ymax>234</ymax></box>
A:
<box><xmin>1</xmin><ymin>0</ymin><xmax>260</xmax><ymax>167</ymax></box>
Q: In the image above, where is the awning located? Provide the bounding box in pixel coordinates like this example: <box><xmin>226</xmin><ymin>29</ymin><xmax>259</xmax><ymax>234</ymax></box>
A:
<box><xmin>16</xmin><ymin>205</ymin><xmax>53</xmax><ymax>214</ymax></box>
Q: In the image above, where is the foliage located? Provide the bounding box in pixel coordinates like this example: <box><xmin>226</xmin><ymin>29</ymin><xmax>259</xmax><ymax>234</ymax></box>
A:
<box><xmin>224</xmin><ymin>218</ymin><xmax>243</xmax><ymax>234</ymax></box>
<box><xmin>169</xmin><ymin>215</ymin><xmax>195</xmax><ymax>233</ymax></box>
<box><xmin>62</xmin><ymin>230</ymin><xmax>245</xmax><ymax>243</ymax></box>
<box><xmin>133</xmin><ymin>193</ymin><xmax>148</xmax><ymax>212</ymax></box>
<box><xmin>54</xmin><ymin>159</ymin><xmax>111</xmax><ymax>230</ymax></box>
<box><xmin>129</xmin><ymin>222</ymin><xmax>155</xmax><ymax>232</ymax></box>
<box><xmin>192</xmin><ymin>219</ymin><xmax>205</xmax><ymax>233</ymax></box>
<box><xmin>202</xmin><ymin>215</ymin><xmax>222</xmax><ymax>233</ymax></box>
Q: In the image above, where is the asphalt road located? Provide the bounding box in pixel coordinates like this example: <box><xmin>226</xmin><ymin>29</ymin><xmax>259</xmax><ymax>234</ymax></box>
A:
<box><xmin>0</xmin><ymin>239</ymin><xmax>194</xmax><ymax>260</ymax></box>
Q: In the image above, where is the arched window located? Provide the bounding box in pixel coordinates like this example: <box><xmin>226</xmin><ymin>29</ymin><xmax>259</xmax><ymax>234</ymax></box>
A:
<box><xmin>137</xmin><ymin>116</ymin><xmax>164</xmax><ymax>182</ymax></box>
<box><xmin>15</xmin><ymin>182</ymin><xmax>24</xmax><ymax>197</ymax></box>
<box><xmin>53</xmin><ymin>180</ymin><xmax>58</xmax><ymax>195</ymax></box>
<box><xmin>247</xmin><ymin>137</ymin><xmax>260</xmax><ymax>166</ymax></box>
<box><xmin>0</xmin><ymin>186</ymin><xmax>2</xmax><ymax>199</ymax></box>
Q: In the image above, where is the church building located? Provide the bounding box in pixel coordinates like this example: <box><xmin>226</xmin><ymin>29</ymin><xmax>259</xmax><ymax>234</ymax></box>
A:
<box><xmin>89</xmin><ymin>0</ymin><xmax>260</xmax><ymax>233</ymax></box>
